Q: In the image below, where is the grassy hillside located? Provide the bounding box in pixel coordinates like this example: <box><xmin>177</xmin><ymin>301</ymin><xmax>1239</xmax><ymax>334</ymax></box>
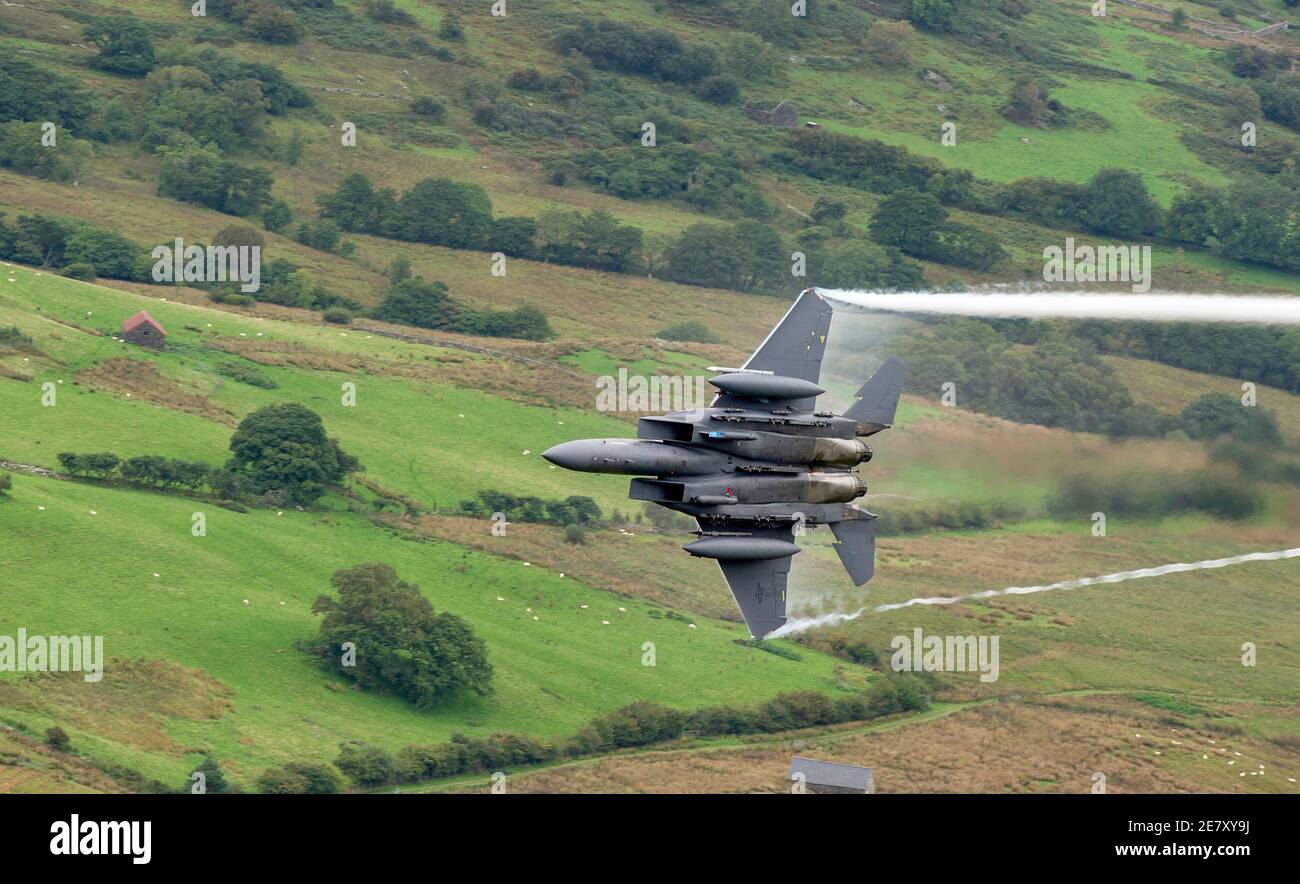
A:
<box><xmin>3</xmin><ymin>0</ymin><xmax>1300</xmax><ymax>795</ymax></box>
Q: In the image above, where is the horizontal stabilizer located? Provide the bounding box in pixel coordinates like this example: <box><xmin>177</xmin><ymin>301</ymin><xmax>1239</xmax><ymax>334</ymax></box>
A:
<box><xmin>845</xmin><ymin>356</ymin><xmax>906</xmax><ymax>436</ymax></box>
<box><xmin>830</xmin><ymin>516</ymin><xmax>876</xmax><ymax>586</ymax></box>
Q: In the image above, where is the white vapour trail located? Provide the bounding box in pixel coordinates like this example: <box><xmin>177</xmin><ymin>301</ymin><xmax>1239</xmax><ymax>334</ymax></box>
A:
<box><xmin>767</xmin><ymin>607</ymin><xmax>868</xmax><ymax>639</ymax></box>
<box><xmin>821</xmin><ymin>290</ymin><xmax>1300</xmax><ymax>325</ymax></box>
<box><xmin>873</xmin><ymin>547</ymin><xmax>1300</xmax><ymax>612</ymax></box>
<box><xmin>767</xmin><ymin>546</ymin><xmax>1300</xmax><ymax>638</ymax></box>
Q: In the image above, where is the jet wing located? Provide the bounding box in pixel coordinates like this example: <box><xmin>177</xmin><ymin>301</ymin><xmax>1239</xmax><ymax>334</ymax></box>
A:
<box><xmin>713</xmin><ymin>288</ymin><xmax>834</xmax><ymax>411</ymax></box>
<box><xmin>705</xmin><ymin>523</ymin><xmax>796</xmax><ymax>639</ymax></box>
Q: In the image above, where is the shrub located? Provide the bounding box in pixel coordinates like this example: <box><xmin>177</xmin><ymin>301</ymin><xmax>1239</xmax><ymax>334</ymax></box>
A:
<box><xmin>410</xmin><ymin>96</ymin><xmax>445</xmax><ymax>120</ymax></box>
<box><xmin>655</xmin><ymin>321</ymin><xmax>718</xmax><ymax>343</ymax></box>
<box><xmin>564</xmin><ymin>524</ymin><xmax>586</xmax><ymax>545</ymax></box>
<box><xmin>696</xmin><ymin>75</ymin><xmax>740</xmax><ymax>104</ymax></box>
<box><xmin>44</xmin><ymin>726</ymin><xmax>70</xmax><ymax>751</ymax></box>
<box><xmin>334</xmin><ymin>743</ymin><xmax>397</xmax><ymax>787</ymax></box>
<box><xmin>215</xmin><ymin>361</ymin><xmax>278</xmax><ymax>389</ymax></box>
<box><xmin>257</xmin><ymin>762</ymin><xmax>344</xmax><ymax>793</ymax></box>
<box><xmin>322</xmin><ymin>307</ymin><xmax>352</xmax><ymax>325</ymax></box>
<box><xmin>589</xmin><ymin>701</ymin><xmax>686</xmax><ymax>749</ymax></box>
<box><xmin>0</xmin><ymin>326</ymin><xmax>34</xmax><ymax>349</ymax></box>
<box><xmin>60</xmin><ymin>263</ymin><xmax>96</xmax><ymax>281</ymax></box>
<box><xmin>209</xmin><ymin>292</ymin><xmax>256</xmax><ymax>308</ymax></box>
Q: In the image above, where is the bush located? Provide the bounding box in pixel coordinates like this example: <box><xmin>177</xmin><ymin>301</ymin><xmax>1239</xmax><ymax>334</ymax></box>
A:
<box><xmin>0</xmin><ymin>471</ymin><xmax>11</xmax><ymax>496</ymax></box>
<box><xmin>215</xmin><ymin>361</ymin><xmax>278</xmax><ymax>389</ymax></box>
<box><xmin>322</xmin><ymin>307</ymin><xmax>352</xmax><ymax>325</ymax></box>
<box><xmin>410</xmin><ymin>96</ymin><xmax>445</xmax><ymax>120</ymax></box>
<box><xmin>0</xmin><ymin>326</ymin><xmax>34</xmax><ymax>349</ymax></box>
<box><xmin>655</xmin><ymin>321</ymin><xmax>718</xmax><ymax>343</ymax></box>
<box><xmin>209</xmin><ymin>292</ymin><xmax>256</xmax><ymax>308</ymax></box>
<box><xmin>588</xmin><ymin>701</ymin><xmax>686</xmax><ymax>749</ymax></box>
<box><xmin>334</xmin><ymin>743</ymin><xmax>397</xmax><ymax>787</ymax></box>
<box><xmin>44</xmin><ymin>726</ymin><xmax>70</xmax><ymax>751</ymax></box>
<box><xmin>564</xmin><ymin>524</ymin><xmax>587</xmax><ymax>545</ymax></box>
<box><xmin>258</xmin><ymin>762</ymin><xmax>344</xmax><ymax>794</ymax></box>
<box><xmin>60</xmin><ymin>263</ymin><xmax>96</xmax><ymax>281</ymax></box>
<box><xmin>696</xmin><ymin>75</ymin><xmax>740</xmax><ymax>104</ymax></box>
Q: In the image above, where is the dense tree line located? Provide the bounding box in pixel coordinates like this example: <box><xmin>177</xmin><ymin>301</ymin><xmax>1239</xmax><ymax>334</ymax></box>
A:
<box><xmin>1048</xmin><ymin>468</ymin><xmax>1262</xmax><ymax>522</ymax></box>
<box><xmin>899</xmin><ymin>320</ymin><xmax>1157</xmax><ymax>435</ymax></box>
<box><xmin>56</xmin><ymin>404</ymin><xmax>359</xmax><ymax>506</ymax></box>
<box><xmin>457</xmin><ymin>490</ymin><xmax>601</xmax><ymax>526</ymax></box>
<box><xmin>0</xmin><ymin>213</ymin><xmax>144</xmax><ymax>282</ymax></box>
<box><xmin>559</xmin><ymin>144</ymin><xmax>771</xmax><ymax>219</ymax></box>
<box><xmin>322</xmin><ymin>673</ymin><xmax>931</xmax><ymax>789</ymax></box>
<box><xmin>555</xmin><ymin>20</ymin><xmax>722</xmax><ymax>87</ymax></box>
<box><xmin>1229</xmin><ymin>45</ymin><xmax>1300</xmax><ymax>133</ymax></box>
<box><xmin>904</xmin><ymin>319</ymin><xmax>1290</xmax><ymax>441</ymax></box>
<box><xmin>1002</xmin><ymin>318</ymin><xmax>1300</xmax><ymax>395</ymax></box>
<box><xmin>316</xmin><ymin>172</ymin><xmax>645</xmax><ymax>274</ymax></box>
<box><xmin>372</xmin><ymin>277</ymin><xmax>554</xmax><ymax>341</ymax></box>
<box><xmin>57</xmin><ymin>452</ymin><xmax>213</xmax><ymax>491</ymax></box>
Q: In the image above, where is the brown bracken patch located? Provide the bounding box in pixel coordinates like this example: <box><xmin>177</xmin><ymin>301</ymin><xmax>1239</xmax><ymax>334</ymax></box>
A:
<box><xmin>74</xmin><ymin>357</ymin><xmax>238</xmax><ymax>426</ymax></box>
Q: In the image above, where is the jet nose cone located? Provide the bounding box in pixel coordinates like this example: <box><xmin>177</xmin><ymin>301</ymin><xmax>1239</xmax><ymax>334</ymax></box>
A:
<box><xmin>542</xmin><ymin>441</ymin><xmax>592</xmax><ymax>471</ymax></box>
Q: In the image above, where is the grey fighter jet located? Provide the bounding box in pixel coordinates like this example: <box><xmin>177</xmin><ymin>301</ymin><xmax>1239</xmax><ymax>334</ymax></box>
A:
<box><xmin>542</xmin><ymin>288</ymin><xmax>905</xmax><ymax>639</ymax></box>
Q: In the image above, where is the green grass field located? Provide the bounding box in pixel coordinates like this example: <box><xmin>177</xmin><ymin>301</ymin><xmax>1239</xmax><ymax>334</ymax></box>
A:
<box><xmin>2</xmin><ymin>0</ymin><xmax>1299</xmax><ymax>795</ymax></box>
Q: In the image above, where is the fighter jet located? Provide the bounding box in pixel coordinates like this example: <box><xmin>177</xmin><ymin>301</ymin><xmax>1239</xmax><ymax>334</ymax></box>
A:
<box><xmin>543</xmin><ymin>288</ymin><xmax>905</xmax><ymax>639</ymax></box>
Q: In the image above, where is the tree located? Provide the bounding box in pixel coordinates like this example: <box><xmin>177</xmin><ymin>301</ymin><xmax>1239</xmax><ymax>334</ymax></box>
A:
<box><xmin>869</xmin><ymin>188</ymin><xmax>946</xmax><ymax>255</ymax></box>
<box><xmin>1003</xmin><ymin>77</ymin><xmax>1055</xmax><ymax>128</ymax></box>
<box><xmin>316</xmin><ymin>172</ymin><xmax>380</xmax><ymax>233</ymax></box>
<box><xmin>310</xmin><ymin>563</ymin><xmax>494</xmax><ymax>708</ymax></box>
<box><xmin>0</xmin><ymin>122</ymin><xmax>92</xmax><ymax>183</ymax></box>
<box><xmin>190</xmin><ymin>756</ymin><xmax>233</xmax><ymax>794</ymax></box>
<box><xmin>261</xmin><ymin>200</ymin><xmax>292</xmax><ymax>233</ymax></box>
<box><xmin>490</xmin><ymin>217</ymin><xmax>538</xmax><ymax>259</ymax></box>
<box><xmin>84</xmin><ymin>17</ymin><xmax>156</xmax><ymax>76</ymax></box>
<box><xmin>213</xmin><ymin>223</ymin><xmax>265</xmax><ymax>250</ymax></box>
<box><xmin>373</xmin><ymin>278</ymin><xmax>455</xmax><ymax>329</ymax></box>
<box><xmin>226</xmin><ymin>403</ymin><xmax>357</xmax><ymax>504</ymax></box>
<box><xmin>245</xmin><ymin>4</ymin><xmax>303</xmax><ymax>44</ymax></box>
<box><xmin>1167</xmin><ymin>185</ymin><xmax>1221</xmax><ymax>245</ymax></box>
<box><xmin>819</xmin><ymin>241</ymin><xmax>924</xmax><ymax>290</ymax></box>
<box><xmin>865</xmin><ymin>20</ymin><xmax>918</xmax><ymax>69</ymax></box>
<box><xmin>385</xmin><ymin>178</ymin><xmax>493</xmax><ymax>249</ymax></box>
<box><xmin>61</xmin><ymin>227</ymin><xmax>140</xmax><ymax>280</ymax></box>
<box><xmin>386</xmin><ymin>256</ymin><xmax>411</xmax><ymax>284</ymax></box>
<box><xmin>1181</xmin><ymin>394</ymin><xmax>1279</xmax><ymax>442</ymax></box>
<box><xmin>907</xmin><ymin>0</ymin><xmax>970</xmax><ymax>32</ymax></box>
<box><xmin>664</xmin><ymin>221</ymin><xmax>782</xmax><ymax>292</ymax></box>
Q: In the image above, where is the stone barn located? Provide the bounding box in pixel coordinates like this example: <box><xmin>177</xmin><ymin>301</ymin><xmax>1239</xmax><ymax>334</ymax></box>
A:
<box><xmin>121</xmin><ymin>310</ymin><xmax>166</xmax><ymax>350</ymax></box>
<box><xmin>789</xmin><ymin>756</ymin><xmax>875</xmax><ymax>794</ymax></box>
<box><xmin>742</xmin><ymin>100</ymin><xmax>799</xmax><ymax>128</ymax></box>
